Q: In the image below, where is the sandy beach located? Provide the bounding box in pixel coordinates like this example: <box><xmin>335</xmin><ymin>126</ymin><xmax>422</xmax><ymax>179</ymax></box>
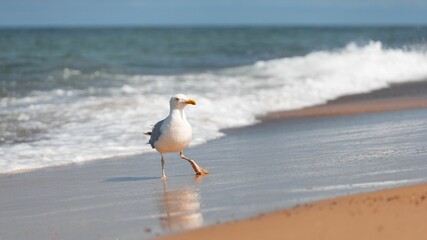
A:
<box><xmin>1</xmin><ymin>81</ymin><xmax>427</xmax><ymax>240</ymax></box>
<box><xmin>162</xmin><ymin>183</ymin><xmax>427</xmax><ymax>240</ymax></box>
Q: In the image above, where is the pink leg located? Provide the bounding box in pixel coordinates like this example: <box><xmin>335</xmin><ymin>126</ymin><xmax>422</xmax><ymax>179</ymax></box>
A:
<box><xmin>161</xmin><ymin>154</ymin><xmax>167</xmax><ymax>180</ymax></box>
<box><xmin>180</xmin><ymin>151</ymin><xmax>209</xmax><ymax>175</ymax></box>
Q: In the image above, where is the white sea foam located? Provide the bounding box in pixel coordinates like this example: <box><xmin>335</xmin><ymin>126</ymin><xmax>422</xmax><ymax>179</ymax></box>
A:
<box><xmin>1</xmin><ymin>41</ymin><xmax>427</xmax><ymax>173</ymax></box>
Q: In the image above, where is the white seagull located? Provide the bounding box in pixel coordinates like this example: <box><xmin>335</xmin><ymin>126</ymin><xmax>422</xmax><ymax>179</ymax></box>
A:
<box><xmin>144</xmin><ymin>94</ymin><xmax>208</xmax><ymax>179</ymax></box>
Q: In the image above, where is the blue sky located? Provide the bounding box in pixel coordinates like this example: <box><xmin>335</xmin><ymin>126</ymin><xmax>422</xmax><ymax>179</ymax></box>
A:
<box><xmin>1</xmin><ymin>0</ymin><xmax>427</xmax><ymax>27</ymax></box>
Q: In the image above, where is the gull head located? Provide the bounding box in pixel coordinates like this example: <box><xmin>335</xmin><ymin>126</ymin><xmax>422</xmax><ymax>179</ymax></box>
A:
<box><xmin>170</xmin><ymin>94</ymin><xmax>196</xmax><ymax>110</ymax></box>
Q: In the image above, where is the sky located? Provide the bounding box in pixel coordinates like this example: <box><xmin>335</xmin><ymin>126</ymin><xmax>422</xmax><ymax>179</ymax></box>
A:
<box><xmin>1</xmin><ymin>0</ymin><xmax>427</xmax><ymax>27</ymax></box>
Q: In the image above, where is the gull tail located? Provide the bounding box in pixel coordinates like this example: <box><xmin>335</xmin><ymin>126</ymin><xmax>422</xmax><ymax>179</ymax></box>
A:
<box><xmin>143</xmin><ymin>131</ymin><xmax>152</xmax><ymax>136</ymax></box>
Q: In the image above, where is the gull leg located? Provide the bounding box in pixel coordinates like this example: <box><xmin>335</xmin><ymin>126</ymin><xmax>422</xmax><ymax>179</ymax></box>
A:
<box><xmin>161</xmin><ymin>154</ymin><xmax>167</xmax><ymax>180</ymax></box>
<box><xmin>180</xmin><ymin>151</ymin><xmax>208</xmax><ymax>175</ymax></box>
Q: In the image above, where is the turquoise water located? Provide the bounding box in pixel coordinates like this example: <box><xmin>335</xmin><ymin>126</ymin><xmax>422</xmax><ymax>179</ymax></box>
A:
<box><xmin>1</xmin><ymin>26</ymin><xmax>427</xmax><ymax>173</ymax></box>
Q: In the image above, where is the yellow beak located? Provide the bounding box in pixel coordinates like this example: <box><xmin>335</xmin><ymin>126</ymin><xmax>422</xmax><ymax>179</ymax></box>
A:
<box><xmin>185</xmin><ymin>99</ymin><xmax>196</xmax><ymax>105</ymax></box>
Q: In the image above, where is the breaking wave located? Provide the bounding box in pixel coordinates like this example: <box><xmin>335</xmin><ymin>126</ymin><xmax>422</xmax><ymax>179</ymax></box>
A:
<box><xmin>1</xmin><ymin>41</ymin><xmax>427</xmax><ymax>173</ymax></box>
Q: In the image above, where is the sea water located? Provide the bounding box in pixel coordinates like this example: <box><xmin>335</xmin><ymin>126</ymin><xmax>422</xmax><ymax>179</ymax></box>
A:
<box><xmin>1</xmin><ymin>26</ymin><xmax>427</xmax><ymax>173</ymax></box>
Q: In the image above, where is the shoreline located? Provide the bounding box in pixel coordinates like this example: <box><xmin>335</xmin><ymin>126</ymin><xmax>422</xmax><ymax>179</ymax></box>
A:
<box><xmin>266</xmin><ymin>96</ymin><xmax>427</xmax><ymax>120</ymax></box>
<box><xmin>2</xmin><ymin>80</ymin><xmax>427</xmax><ymax>177</ymax></box>
<box><xmin>0</xmin><ymin>80</ymin><xmax>427</xmax><ymax>239</ymax></box>
<box><xmin>162</xmin><ymin>80</ymin><xmax>427</xmax><ymax>240</ymax></box>
<box><xmin>266</xmin><ymin>80</ymin><xmax>427</xmax><ymax>120</ymax></box>
<box><xmin>161</xmin><ymin>182</ymin><xmax>427</xmax><ymax>240</ymax></box>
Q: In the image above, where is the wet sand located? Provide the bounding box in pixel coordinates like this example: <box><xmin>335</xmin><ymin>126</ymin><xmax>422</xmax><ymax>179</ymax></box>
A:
<box><xmin>162</xmin><ymin>81</ymin><xmax>427</xmax><ymax>240</ymax></box>
<box><xmin>161</xmin><ymin>80</ymin><xmax>427</xmax><ymax>240</ymax></box>
<box><xmin>1</xmin><ymin>81</ymin><xmax>427</xmax><ymax>240</ymax></box>
<box><xmin>267</xmin><ymin>80</ymin><xmax>427</xmax><ymax>120</ymax></box>
<box><xmin>162</xmin><ymin>183</ymin><xmax>427</xmax><ymax>240</ymax></box>
<box><xmin>267</xmin><ymin>96</ymin><xmax>427</xmax><ymax>119</ymax></box>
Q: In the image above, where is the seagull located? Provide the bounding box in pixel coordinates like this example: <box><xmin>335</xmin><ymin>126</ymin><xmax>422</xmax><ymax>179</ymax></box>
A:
<box><xmin>144</xmin><ymin>94</ymin><xmax>208</xmax><ymax>180</ymax></box>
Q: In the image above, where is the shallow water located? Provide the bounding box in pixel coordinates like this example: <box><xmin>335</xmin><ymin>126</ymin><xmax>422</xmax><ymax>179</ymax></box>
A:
<box><xmin>1</xmin><ymin>26</ymin><xmax>427</xmax><ymax>173</ymax></box>
<box><xmin>1</xmin><ymin>108</ymin><xmax>427</xmax><ymax>240</ymax></box>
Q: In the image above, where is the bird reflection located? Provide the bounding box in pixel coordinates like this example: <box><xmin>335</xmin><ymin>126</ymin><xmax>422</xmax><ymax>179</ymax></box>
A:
<box><xmin>159</xmin><ymin>176</ymin><xmax>204</xmax><ymax>231</ymax></box>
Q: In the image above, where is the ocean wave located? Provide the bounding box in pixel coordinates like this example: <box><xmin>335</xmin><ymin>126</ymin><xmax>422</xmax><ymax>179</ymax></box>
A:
<box><xmin>1</xmin><ymin>41</ymin><xmax>427</xmax><ymax>173</ymax></box>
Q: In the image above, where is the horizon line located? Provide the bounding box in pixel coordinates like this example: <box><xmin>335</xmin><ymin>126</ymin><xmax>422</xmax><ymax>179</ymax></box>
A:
<box><xmin>1</xmin><ymin>23</ymin><xmax>427</xmax><ymax>30</ymax></box>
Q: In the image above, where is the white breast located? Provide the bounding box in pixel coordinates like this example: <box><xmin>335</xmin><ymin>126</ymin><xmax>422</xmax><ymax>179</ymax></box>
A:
<box><xmin>154</xmin><ymin>110</ymin><xmax>192</xmax><ymax>153</ymax></box>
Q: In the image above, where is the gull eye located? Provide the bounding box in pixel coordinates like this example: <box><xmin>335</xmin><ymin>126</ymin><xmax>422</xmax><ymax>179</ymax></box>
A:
<box><xmin>175</xmin><ymin>97</ymin><xmax>179</xmax><ymax>101</ymax></box>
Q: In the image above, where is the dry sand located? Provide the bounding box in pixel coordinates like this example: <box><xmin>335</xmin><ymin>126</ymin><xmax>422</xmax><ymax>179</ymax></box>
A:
<box><xmin>161</xmin><ymin>183</ymin><xmax>427</xmax><ymax>240</ymax></box>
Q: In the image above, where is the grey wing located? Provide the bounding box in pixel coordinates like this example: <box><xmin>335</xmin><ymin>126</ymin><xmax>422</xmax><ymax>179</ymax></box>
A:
<box><xmin>148</xmin><ymin>119</ymin><xmax>164</xmax><ymax>149</ymax></box>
